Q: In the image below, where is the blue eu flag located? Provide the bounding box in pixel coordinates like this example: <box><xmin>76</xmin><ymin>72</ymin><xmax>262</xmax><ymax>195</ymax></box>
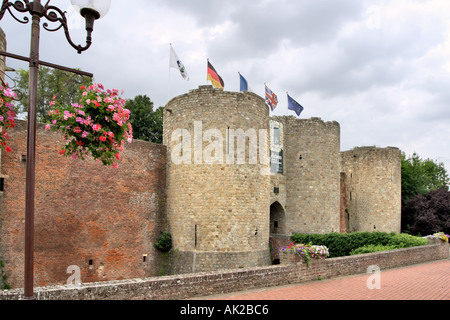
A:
<box><xmin>287</xmin><ymin>93</ymin><xmax>304</xmax><ymax>117</ymax></box>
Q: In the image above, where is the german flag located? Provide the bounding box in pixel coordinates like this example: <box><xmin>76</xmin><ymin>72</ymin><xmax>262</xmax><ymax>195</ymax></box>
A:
<box><xmin>207</xmin><ymin>60</ymin><xmax>225</xmax><ymax>89</ymax></box>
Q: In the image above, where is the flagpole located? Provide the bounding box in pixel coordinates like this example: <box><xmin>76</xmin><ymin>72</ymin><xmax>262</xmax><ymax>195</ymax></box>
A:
<box><xmin>168</xmin><ymin>43</ymin><xmax>171</xmax><ymax>102</ymax></box>
<box><xmin>286</xmin><ymin>92</ymin><xmax>289</xmax><ymax>116</ymax></box>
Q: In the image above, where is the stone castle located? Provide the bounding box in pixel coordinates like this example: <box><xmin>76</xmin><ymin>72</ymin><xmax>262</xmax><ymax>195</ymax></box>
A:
<box><xmin>0</xmin><ymin>29</ymin><xmax>401</xmax><ymax>288</ymax></box>
<box><xmin>163</xmin><ymin>86</ymin><xmax>401</xmax><ymax>273</ymax></box>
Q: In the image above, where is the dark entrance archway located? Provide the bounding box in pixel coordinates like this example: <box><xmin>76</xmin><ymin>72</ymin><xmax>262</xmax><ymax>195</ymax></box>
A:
<box><xmin>270</xmin><ymin>201</ymin><xmax>286</xmax><ymax>235</ymax></box>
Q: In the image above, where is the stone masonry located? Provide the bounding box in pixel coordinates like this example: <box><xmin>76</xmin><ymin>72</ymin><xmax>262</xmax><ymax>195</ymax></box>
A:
<box><xmin>341</xmin><ymin>147</ymin><xmax>402</xmax><ymax>233</ymax></box>
<box><xmin>0</xmin><ymin>24</ymin><xmax>402</xmax><ymax>287</ymax></box>
<box><xmin>164</xmin><ymin>86</ymin><xmax>271</xmax><ymax>273</ymax></box>
<box><xmin>163</xmin><ymin>85</ymin><xmax>402</xmax><ymax>272</ymax></box>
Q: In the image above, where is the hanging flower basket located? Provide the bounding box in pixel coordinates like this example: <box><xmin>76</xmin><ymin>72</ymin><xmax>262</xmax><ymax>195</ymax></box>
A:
<box><xmin>46</xmin><ymin>83</ymin><xmax>133</xmax><ymax>168</ymax></box>
<box><xmin>0</xmin><ymin>84</ymin><xmax>17</xmax><ymax>153</ymax></box>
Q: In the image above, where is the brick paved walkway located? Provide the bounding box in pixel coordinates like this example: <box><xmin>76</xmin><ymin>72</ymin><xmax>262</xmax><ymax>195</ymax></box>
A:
<box><xmin>195</xmin><ymin>260</ymin><xmax>449</xmax><ymax>300</ymax></box>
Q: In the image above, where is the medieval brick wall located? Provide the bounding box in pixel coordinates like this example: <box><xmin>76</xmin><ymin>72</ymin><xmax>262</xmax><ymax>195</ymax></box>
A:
<box><xmin>163</xmin><ymin>86</ymin><xmax>271</xmax><ymax>274</ymax></box>
<box><xmin>341</xmin><ymin>147</ymin><xmax>402</xmax><ymax>233</ymax></box>
<box><xmin>0</xmin><ymin>120</ymin><xmax>167</xmax><ymax>288</ymax></box>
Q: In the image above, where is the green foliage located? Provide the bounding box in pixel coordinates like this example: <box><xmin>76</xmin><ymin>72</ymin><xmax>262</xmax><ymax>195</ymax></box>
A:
<box><xmin>291</xmin><ymin>232</ymin><xmax>428</xmax><ymax>258</ymax></box>
<box><xmin>386</xmin><ymin>233</ymin><xmax>428</xmax><ymax>248</ymax></box>
<box><xmin>125</xmin><ymin>95</ymin><xmax>163</xmax><ymax>144</ymax></box>
<box><xmin>154</xmin><ymin>232</ymin><xmax>172</xmax><ymax>253</ymax></box>
<box><xmin>401</xmin><ymin>152</ymin><xmax>449</xmax><ymax>235</ymax></box>
<box><xmin>14</xmin><ymin>67</ymin><xmax>92</xmax><ymax>122</ymax></box>
<box><xmin>0</xmin><ymin>261</ymin><xmax>12</xmax><ymax>290</ymax></box>
<box><xmin>401</xmin><ymin>152</ymin><xmax>449</xmax><ymax>204</ymax></box>
<box><xmin>350</xmin><ymin>244</ymin><xmax>398</xmax><ymax>255</ymax></box>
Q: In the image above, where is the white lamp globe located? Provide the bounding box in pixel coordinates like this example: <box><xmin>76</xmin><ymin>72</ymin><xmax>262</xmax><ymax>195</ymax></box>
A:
<box><xmin>71</xmin><ymin>0</ymin><xmax>111</xmax><ymax>19</ymax></box>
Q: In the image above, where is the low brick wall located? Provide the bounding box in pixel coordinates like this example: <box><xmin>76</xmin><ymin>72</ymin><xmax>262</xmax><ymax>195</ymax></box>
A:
<box><xmin>1</xmin><ymin>242</ymin><xmax>448</xmax><ymax>300</ymax></box>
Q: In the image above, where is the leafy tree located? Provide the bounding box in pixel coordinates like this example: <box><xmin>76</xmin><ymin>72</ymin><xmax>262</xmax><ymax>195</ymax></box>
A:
<box><xmin>14</xmin><ymin>67</ymin><xmax>92</xmax><ymax>122</ymax></box>
<box><xmin>125</xmin><ymin>95</ymin><xmax>163</xmax><ymax>144</ymax></box>
<box><xmin>401</xmin><ymin>152</ymin><xmax>449</xmax><ymax>204</ymax></box>
<box><xmin>402</xmin><ymin>187</ymin><xmax>450</xmax><ymax>235</ymax></box>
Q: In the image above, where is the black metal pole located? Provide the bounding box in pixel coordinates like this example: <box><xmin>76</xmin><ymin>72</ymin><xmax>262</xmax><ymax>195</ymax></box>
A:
<box><xmin>0</xmin><ymin>0</ymin><xmax>103</xmax><ymax>299</ymax></box>
<box><xmin>0</xmin><ymin>51</ymin><xmax>94</xmax><ymax>77</ymax></box>
<box><xmin>24</xmin><ymin>2</ymin><xmax>41</xmax><ymax>300</ymax></box>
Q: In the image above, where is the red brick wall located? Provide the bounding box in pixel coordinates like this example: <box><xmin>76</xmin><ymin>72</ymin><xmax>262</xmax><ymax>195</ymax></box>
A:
<box><xmin>340</xmin><ymin>172</ymin><xmax>348</xmax><ymax>233</ymax></box>
<box><xmin>1</xmin><ymin>241</ymin><xmax>447</xmax><ymax>300</ymax></box>
<box><xmin>0</xmin><ymin>120</ymin><xmax>167</xmax><ymax>288</ymax></box>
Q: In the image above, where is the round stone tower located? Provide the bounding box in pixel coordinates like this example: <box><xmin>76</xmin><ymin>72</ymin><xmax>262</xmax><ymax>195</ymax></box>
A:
<box><xmin>276</xmin><ymin>116</ymin><xmax>341</xmax><ymax>234</ymax></box>
<box><xmin>163</xmin><ymin>85</ymin><xmax>271</xmax><ymax>274</ymax></box>
<box><xmin>340</xmin><ymin>147</ymin><xmax>402</xmax><ymax>233</ymax></box>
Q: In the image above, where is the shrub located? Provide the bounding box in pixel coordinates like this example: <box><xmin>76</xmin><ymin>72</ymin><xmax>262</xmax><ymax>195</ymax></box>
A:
<box><xmin>402</xmin><ymin>187</ymin><xmax>450</xmax><ymax>235</ymax></box>
<box><xmin>291</xmin><ymin>231</ymin><xmax>428</xmax><ymax>258</ymax></box>
<box><xmin>154</xmin><ymin>232</ymin><xmax>172</xmax><ymax>253</ymax></box>
<box><xmin>350</xmin><ymin>244</ymin><xmax>398</xmax><ymax>255</ymax></box>
<box><xmin>0</xmin><ymin>261</ymin><xmax>12</xmax><ymax>290</ymax></box>
<box><xmin>386</xmin><ymin>233</ymin><xmax>428</xmax><ymax>248</ymax></box>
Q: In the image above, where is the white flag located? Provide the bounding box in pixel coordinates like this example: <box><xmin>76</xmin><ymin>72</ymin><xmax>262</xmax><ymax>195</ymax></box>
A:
<box><xmin>170</xmin><ymin>44</ymin><xmax>189</xmax><ymax>81</ymax></box>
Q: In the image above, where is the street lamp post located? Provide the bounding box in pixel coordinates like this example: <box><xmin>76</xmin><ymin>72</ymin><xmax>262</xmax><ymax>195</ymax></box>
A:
<box><xmin>0</xmin><ymin>0</ymin><xmax>111</xmax><ymax>299</ymax></box>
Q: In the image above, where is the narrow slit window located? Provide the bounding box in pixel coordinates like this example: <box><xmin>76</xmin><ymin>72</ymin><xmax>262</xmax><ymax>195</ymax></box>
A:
<box><xmin>194</xmin><ymin>224</ymin><xmax>198</xmax><ymax>248</ymax></box>
<box><xmin>226</xmin><ymin>127</ymin><xmax>230</xmax><ymax>155</ymax></box>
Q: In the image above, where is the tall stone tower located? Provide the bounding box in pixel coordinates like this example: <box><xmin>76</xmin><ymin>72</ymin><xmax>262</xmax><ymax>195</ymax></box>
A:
<box><xmin>283</xmin><ymin>117</ymin><xmax>341</xmax><ymax>234</ymax></box>
<box><xmin>341</xmin><ymin>147</ymin><xmax>402</xmax><ymax>233</ymax></box>
<box><xmin>163</xmin><ymin>86</ymin><xmax>271</xmax><ymax>274</ymax></box>
<box><xmin>268</xmin><ymin>116</ymin><xmax>341</xmax><ymax>235</ymax></box>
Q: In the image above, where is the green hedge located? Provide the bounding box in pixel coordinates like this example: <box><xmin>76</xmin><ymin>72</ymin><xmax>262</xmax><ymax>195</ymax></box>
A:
<box><xmin>350</xmin><ymin>244</ymin><xmax>398</xmax><ymax>255</ymax></box>
<box><xmin>291</xmin><ymin>232</ymin><xmax>428</xmax><ymax>258</ymax></box>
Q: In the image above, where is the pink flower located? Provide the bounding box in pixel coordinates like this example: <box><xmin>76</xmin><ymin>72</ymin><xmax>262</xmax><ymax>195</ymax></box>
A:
<box><xmin>45</xmin><ymin>124</ymin><xmax>51</xmax><ymax>130</ymax></box>
<box><xmin>99</xmin><ymin>136</ymin><xmax>107</xmax><ymax>142</ymax></box>
<box><xmin>92</xmin><ymin>124</ymin><xmax>102</xmax><ymax>132</ymax></box>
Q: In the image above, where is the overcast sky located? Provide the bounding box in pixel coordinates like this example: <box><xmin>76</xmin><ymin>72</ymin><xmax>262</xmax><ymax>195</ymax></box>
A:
<box><xmin>1</xmin><ymin>0</ymin><xmax>450</xmax><ymax>170</ymax></box>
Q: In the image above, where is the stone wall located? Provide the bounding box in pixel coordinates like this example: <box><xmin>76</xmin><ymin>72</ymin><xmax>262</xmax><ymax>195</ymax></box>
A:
<box><xmin>163</xmin><ymin>86</ymin><xmax>271</xmax><ymax>274</ymax></box>
<box><xmin>341</xmin><ymin>147</ymin><xmax>402</xmax><ymax>233</ymax></box>
<box><xmin>275</xmin><ymin>116</ymin><xmax>341</xmax><ymax>234</ymax></box>
<box><xmin>0</xmin><ymin>120</ymin><xmax>167</xmax><ymax>288</ymax></box>
<box><xmin>1</xmin><ymin>241</ymin><xmax>447</xmax><ymax>300</ymax></box>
